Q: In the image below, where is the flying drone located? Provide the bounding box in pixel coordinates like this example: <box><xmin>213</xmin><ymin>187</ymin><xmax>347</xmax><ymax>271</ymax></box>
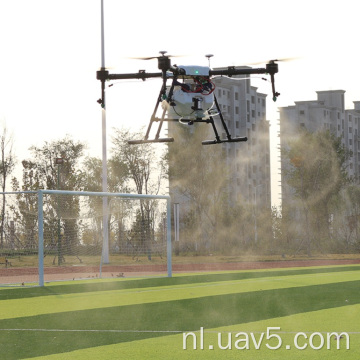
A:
<box><xmin>96</xmin><ymin>51</ymin><xmax>281</xmax><ymax>145</ymax></box>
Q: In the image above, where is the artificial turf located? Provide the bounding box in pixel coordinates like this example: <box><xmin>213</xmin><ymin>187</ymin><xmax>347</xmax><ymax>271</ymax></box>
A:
<box><xmin>1</xmin><ymin>265</ymin><xmax>360</xmax><ymax>359</ymax></box>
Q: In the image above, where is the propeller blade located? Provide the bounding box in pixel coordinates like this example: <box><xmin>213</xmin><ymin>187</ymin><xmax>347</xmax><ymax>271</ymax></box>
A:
<box><xmin>270</xmin><ymin>57</ymin><xmax>299</xmax><ymax>62</ymax></box>
<box><xmin>246</xmin><ymin>57</ymin><xmax>300</xmax><ymax>65</ymax></box>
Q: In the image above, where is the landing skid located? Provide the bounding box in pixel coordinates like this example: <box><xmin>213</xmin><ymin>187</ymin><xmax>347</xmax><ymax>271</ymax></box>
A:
<box><xmin>202</xmin><ymin>137</ymin><xmax>247</xmax><ymax>145</ymax></box>
<box><xmin>128</xmin><ymin>137</ymin><xmax>174</xmax><ymax>145</ymax></box>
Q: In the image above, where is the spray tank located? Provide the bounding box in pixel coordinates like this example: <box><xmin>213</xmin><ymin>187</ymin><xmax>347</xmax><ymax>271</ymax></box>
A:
<box><xmin>167</xmin><ymin>65</ymin><xmax>215</xmax><ymax>121</ymax></box>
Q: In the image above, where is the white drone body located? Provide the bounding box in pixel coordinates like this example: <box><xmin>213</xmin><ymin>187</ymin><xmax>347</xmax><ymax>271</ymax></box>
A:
<box><xmin>98</xmin><ymin>51</ymin><xmax>277</xmax><ymax>144</ymax></box>
<box><xmin>167</xmin><ymin>65</ymin><xmax>215</xmax><ymax>121</ymax></box>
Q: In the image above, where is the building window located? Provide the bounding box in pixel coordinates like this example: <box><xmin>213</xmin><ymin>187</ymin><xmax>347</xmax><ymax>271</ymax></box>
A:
<box><xmin>246</xmin><ymin>80</ymin><xmax>250</xmax><ymax>93</ymax></box>
<box><xmin>299</xmin><ymin>110</ymin><xmax>305</xmax><ymax>115</ymax></box>
<box><xmin>235</xmin><ymin>106</ymin><xmax>239</xmax><ymax>115</ymax></box>
<box><xmin>251</xmin><ymin>96</ymin><xmax>255</xmax><ymax>104</ymax></box>
<box><xmin>251</xmin><ymin>110</ymin><xmax>255</xmax><ymax>118</ymax></box>
<box><xmin>235</xmin><ymin>92</ymin><xmax>239</xmax><ymax>101</ymax></box>
<box><xmin>236</xmin><ymin>121</ymin><xmax>239</xmax><ymax>129</ymax></box>
<box><xmin>262</xmin><ymin>99</ymin><xmax>265</xmax><ymax>107</ymax></box>
<box><xmin>349</xmin><ymin>127</ymin><xmax>353</xmax><ymax>133</ymax></box>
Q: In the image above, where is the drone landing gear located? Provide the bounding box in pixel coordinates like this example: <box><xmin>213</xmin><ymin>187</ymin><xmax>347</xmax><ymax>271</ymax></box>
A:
<box><xmin>128</xmin><ymin>68</ymin><xmax>176</xmax><ymax>145</ymax></box>
<box><xmin>201</xmin><ymin>96</ymin><xmax>247</xmax><ymax>145</ymax></box>
<box><xmin>127</xmin><ymin>111</ymin><xmax>175</xmax><ymax>145</ymax></box>
<box><xmin>127</xmin><ymin>73</ymin><xmax>248</xmax><ymax>146</ymax></box>
<box><xmin>202</xmin><ymin>137</ymin><xmax>247</xmax><ymax>145</ymax></box>
<box><xmin>128</xmin><ymin>137</ymin><xmax>174</xmax><ymax>145</ymax></box>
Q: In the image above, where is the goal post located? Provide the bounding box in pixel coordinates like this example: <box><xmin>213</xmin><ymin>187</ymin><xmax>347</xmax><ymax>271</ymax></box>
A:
<box><xmin>0</xmin><ymin>190</ymin><xmax>172</xmax><ymax>287</ymax></box>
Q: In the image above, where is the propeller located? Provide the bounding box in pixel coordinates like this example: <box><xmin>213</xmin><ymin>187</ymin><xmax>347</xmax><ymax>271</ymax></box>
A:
<box><xmin>246</xmin><ymin>57</ymin><xmax>300</xmax><ymax>66</ymax></box>
<box><xmin>129</xmin><ymin>51</ymin><xmax>186</xmax><ymax>61</ymax></box>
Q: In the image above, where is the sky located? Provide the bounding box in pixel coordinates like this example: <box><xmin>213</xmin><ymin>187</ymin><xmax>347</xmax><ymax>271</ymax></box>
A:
<box><xmin>0</xmin><ymin>0</ymin><xmax>359</xmax><ymax>204</ymax></box>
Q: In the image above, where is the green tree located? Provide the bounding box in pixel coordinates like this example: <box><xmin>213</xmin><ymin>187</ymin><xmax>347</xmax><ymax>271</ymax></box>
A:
<box><xmin>12</xmin><ymin>136</ymin><xmax>86</xmax><ymax>257</ymax></box>
<box><xmin>11</xmin><ymin>164</ymin><xmax>40</xmax><ymax>249</ymax></box>
<box><xmin>333</xmin><ymin>185</ymin><xmax>360</xmax><ymax>252</ymax></box>
<box><xmin>0</xmin><ymin>124</ymin><xmax>16</xmax><ymax>248</ymax></box>
<box><xmin>283</xmin><ymin>129</ymin><xmax>350</xmax><ymax>254</ymax></box>
<box><xmin>111</xmin><ymin>128</ymin><xmax>166</xmax><ymax>257</ymax></box>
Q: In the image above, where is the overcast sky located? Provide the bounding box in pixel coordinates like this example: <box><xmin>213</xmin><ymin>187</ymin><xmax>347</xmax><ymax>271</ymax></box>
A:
<box><xmin>0</xmin><ymin>0</ymin><xmax>359</xmax><ymax>202</ymax></box>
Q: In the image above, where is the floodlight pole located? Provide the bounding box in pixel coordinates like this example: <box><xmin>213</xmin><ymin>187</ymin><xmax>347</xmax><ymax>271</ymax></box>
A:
<box><xmin>55</xmin><ymin>158</ymin><xmax>64</xmax><ymax>266</ymax></box>
<box><xmin>254</xmin><ymin>184</ymin><xmax>263</xmax><ymax>244</ymax></box>
<box><xmin>38</xmin><ymin>190</ymin><xmax>44</xmax><ymax>287</ymax></box>
<box><xmin>100</xmin><ymin>0</ymin><xmax>109</xmax><ymax>264</ymax></box>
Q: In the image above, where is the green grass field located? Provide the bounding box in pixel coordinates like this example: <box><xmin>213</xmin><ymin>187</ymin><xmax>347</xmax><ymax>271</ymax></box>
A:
<box><xmin>1</xmin><ymin>265</ymin><xmax>360</xmax><ymax>359</ymax></box>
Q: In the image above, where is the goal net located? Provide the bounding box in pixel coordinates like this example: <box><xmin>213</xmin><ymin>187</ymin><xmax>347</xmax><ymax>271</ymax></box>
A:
<box><xmin>0</xmin><ymin>190</ymin><xmax>172</xmax><ymax>286</ymax></box>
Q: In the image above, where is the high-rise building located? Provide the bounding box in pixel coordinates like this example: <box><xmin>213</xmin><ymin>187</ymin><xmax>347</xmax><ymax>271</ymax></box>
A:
<box><xmin>279</xmin><ymin>90</ymin><xmax>360</xmax><ymax>203</ymax></box>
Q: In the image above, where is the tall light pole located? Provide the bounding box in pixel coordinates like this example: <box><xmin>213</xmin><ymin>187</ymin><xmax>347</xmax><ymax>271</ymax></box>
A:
<box><xmin>55</xmin><ymin>157</ymin><xmax>64</xmax><ymax>265</ymax></box>
<box><xmin>100</xmin><ymin>0</ymin><xmax>109</xmax><ymax>264</ymax></box>
<box><xmin>254</xmin><ymin>184</ymin><xmax>263</xmax><ymax>244</ymax></box>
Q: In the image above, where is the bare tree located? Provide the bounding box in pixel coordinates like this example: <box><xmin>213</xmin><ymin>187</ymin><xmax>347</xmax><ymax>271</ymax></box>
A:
<box><xmin>0</xmin><ymin>124</ymin><xmax>15</xmax><ymax>248</ymax></box>
<box><xmin>111</xmin><ymin>128</ymin><xmax>165</xmax><ymax>258</ymax></box>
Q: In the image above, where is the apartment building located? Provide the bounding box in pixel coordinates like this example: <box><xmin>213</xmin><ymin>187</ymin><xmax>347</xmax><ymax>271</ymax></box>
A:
<box><xmin>279</xmin><ymin>90</ymin><xmax>360</xmax><ymax>203</ymax></box>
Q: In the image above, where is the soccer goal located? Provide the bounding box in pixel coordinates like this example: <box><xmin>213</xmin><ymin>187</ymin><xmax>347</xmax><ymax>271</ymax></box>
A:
<box><xmin>0</xmin><ymin>190</ymin><xmax>172</xmax><ymax>286</ymax></box>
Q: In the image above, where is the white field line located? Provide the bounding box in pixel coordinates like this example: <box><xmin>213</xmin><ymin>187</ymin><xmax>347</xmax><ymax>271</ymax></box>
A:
<box><xmin>0</xmin><ymin>328</ymin><xmax>358</xmax><ymax>335</ymax></box>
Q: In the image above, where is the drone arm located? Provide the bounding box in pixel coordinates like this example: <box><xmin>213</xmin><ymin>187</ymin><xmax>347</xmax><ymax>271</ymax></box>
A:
<box><xmin>107</xmin><ymin>71</ymin><xmax>162</xmax><ymax>80</ymax></box>
<box><xmin>96</xmin><ymin>68</ymin><xmax>109</xmax><ymax>107</ymax></box>
<box><xmin>96</xmin><ymin>69</ymin><xmax>164</xmax><ymax>107</ymax></box>
<box><xmin>270</xmin><ymin>73</ymin><xmax>280</xmax><ymax>101</ymax></box>
<box><xmin>209</xmin><ymin>67</ymin><xmax>267</xmax><ymax>77</ymax></box>
<box><xmin>210</xmin><ymin>61</ymin><xmax>280</xmax><ymax>101</ymax></box>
